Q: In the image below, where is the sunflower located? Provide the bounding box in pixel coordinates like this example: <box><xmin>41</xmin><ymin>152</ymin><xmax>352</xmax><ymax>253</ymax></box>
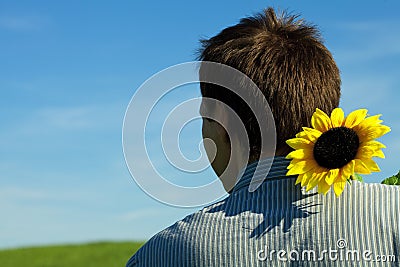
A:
<box><xmin>286</xmin><ymin>108</ymin><xmax>390</xmax><ymax>197</ymax></box>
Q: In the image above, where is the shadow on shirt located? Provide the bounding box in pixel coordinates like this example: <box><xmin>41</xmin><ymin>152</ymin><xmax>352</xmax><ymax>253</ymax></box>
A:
<box><xmin>205</xmin><ymin>180</ymin><xmax>322</xmax><ymax>238</ymax></box>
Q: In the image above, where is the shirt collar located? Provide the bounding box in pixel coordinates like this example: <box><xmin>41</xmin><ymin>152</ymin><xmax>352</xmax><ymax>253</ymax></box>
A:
<box><xmin>232</xmin><ymin>156</ymin><xmax>293</xmax><ymax>193</ymax></box>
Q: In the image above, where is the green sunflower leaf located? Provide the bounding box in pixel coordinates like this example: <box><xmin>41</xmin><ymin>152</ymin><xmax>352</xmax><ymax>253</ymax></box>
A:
<box><xmin>381</xmin><ymin>171</ymin><xmax>400</xmax><ymax>185</ymax></box>
<box><xmin>352</xmin><ymin>173</ymin><xmax>364</xmax><ymax>182</ymax></box>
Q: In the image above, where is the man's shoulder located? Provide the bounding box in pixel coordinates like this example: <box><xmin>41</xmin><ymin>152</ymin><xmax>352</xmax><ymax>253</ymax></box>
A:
<box><xmin>126</xmin><ymin>198</ymin><xmax>231</xmax><ymax>267</ymax></box>
<box><xmin>353</xmin><ymin>180</ymin><xmax>400</xmax><ymax>195</ymax></box>
<box><xmin>150</xmin><ymin>197</ymin><xmax>230</xmax><ymax>240</ymax></box>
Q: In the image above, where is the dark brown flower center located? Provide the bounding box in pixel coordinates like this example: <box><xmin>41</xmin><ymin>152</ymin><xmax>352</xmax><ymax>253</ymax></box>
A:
<box><xmin>313</xmin><ymin>127</ymin><xmax>360</xmax><ymax>169</ymax></box>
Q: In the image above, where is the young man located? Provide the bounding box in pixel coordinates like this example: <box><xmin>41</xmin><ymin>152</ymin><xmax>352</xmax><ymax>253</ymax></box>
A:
<box><xmin>126</xmin><ymin>8</ymin><xmax>399</xmax><ymax>266</ymax></box>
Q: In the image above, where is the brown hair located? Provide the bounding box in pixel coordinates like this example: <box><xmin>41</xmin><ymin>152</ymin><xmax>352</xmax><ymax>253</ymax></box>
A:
<box><xmin>198</xmin><ymin>7</ymin><xmax>341</xmax><ymax>158</ymax></box>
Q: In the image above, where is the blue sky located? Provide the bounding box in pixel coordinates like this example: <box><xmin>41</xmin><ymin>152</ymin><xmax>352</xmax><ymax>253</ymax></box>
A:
<box><xmin>1</xmin><ymin>0</ymin><xmax>400</xmax><ymax>249</ymax></box>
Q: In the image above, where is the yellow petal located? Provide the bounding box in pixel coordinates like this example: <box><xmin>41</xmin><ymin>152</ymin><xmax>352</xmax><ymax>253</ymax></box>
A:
<box><xmin>286</xmin><ymin>138</ymin><xmax>313</xmax><ymax>150</ymax></box>
<box><xmin>306</xmin><ymin>172</ymin><xmax>325</xmax><ymax>191</ymax></box>
<box><xmin>358</xmin><ymin>142</ymin><xmax>386</xmax><ymax>159</ymax></box>
<box><xmin>358</xmin><ymin>125</ymin><xmax>391</xmax><ymax>143</ymax></box>
<box><xmin>305</xmin><ymin>181</ymin><xmax>317</xmax><ymax>192</ymax></box>
<box><xmin>344</xmin><ymin>109</ymin><xmax>368</xmax><ymax>128</ymax></box>
<box><xmin>373</xmin><ymin>149</ymin><xmax>385</xmax><ymax>159</ymax></box>
<box><xmin>311</xmin><ymin>108</ymin><xmax>332</xmax><ymax>132</ymax></box>
<box><xmin>333</xmin><ymin>181</ymin><xmax>347</xmax><ymax>197</ymax></box>
<box><xmin>295</xmin><ymin>131</ymin><xmax>309</xmax><ymax>140</ymax></box>
<box><xmin>317</xmin><ymin>180</ymin><xmax>331</xmax><ymax>195</ymax></box>
<box><xmin>302</xmin><ymin>127</ymin><xmax>322</xmax><ymax>143</ymax></box>
<box><xmin>356</xmin><ymin>146</ymin><xmax>376</xmax><ymax>159</ymax></box>
<box><xmin>300</xmin><ymin>170</ymin><xmax>315</xmax><ymax>187</ymax></box>
<box><xmin>362</xmin><ymin>140</ymin><xmax>386</xmax><ymax>149</ymax></box>
<box><xmin>287</xmin><ymin>159</ymin><xmax>302</xmax><ymax>169</ymax></box>
<box><xmin>324</xmin><ymin>168</ymin><xmax>339</xmax><ymax>185</ymax></box>
<box><xmin>374</xmin><ymin>125</ymin><xmax>391</xmax><ymax>138</ymax></box>
<box><xmin>361</xmin><ymin>158</ymin><xmax>381</xmax><ymax>172</ymax></box>
<box><xmin>342</xmin><ymin>160</ymin><xmax>355</xmax><ymax>180</ymax></box>
<box><xmin>330</xmin><ymin>108</ymin><xmax>345</xmax><ymax>128</ymax></box>
<box><xmin>295</xmin><ymin>174</ymin><xmax>304</xmax><ymax>185</ymax></box>
<box><xmin>354</xmin><ymin>159</ymin><xmax>372</xmax><ymax>174</ymax></box>
<box><xmin>287</xmin><ymin>160</ymin><xmax>317</xmax><ymax>175</ymax></box>
<box><xmin>354</xmin><ymin>115</ymin><xmax>383</xmax><ymax>132</ymax></box>
<box><xmin>286</xmin><ymin>149</ymin><xmax>314</xmax><ymax>160</ymax></box>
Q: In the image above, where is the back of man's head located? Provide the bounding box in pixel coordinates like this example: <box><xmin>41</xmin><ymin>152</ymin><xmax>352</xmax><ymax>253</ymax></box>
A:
<box><xmin>199</xmin><ymin>7</ymin><xmax>341</xmax><ymax>158</ymax></box>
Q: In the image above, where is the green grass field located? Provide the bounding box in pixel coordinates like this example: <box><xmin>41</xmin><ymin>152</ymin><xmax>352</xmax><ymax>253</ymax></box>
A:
<box><xmin>0</xmin><ymin>241</ymin><xmax>145</xmax><ymax>267</ymax></box>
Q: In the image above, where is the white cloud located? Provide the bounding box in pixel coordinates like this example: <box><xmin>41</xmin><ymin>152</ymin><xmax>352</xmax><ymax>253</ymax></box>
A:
<box><xmin>0</xmin><ymin>15</ymin><xmax>45</xmax><ymax>31</ymax></box>
<box><xmin>340</xmin><ymin>75</ymin><xmax>393</xmax><ymax>110</ymax></box>
<box><xmin>331</xmin><ymin>20</ymin><xmax>400</xmax><ymax>63</ymax></box>
<box><xmin>335</xmin><ymin>43</ymin><xmax>400</xmax><ymax>64</ymax></box>
<box><xmin>335</xmin><ymin>20</ymin><xmax>399</xmax><ymax>32</ymax></box>
<box><xmin>35</xmin><ymin>106</ymin><xmax>98</xmax><ymax>130</ymax></box>
<box><xmin>0</xmin><ymin>187</ymin><xmax>49</xmax><ymax>200</ymax></box>
<box><xmin>1</xmin><ymin>103</ymin><xmax>124</xmax><ymax>139</ymax></box>
<box><xmin>0</xmin><ymin>185</ymin><xmax>99</xmax><ymax>202</ymax></box>
<box><xmin>117</xmin><ymin>209</ymin><xmax>165</xmax><ymax>221</ymax></box>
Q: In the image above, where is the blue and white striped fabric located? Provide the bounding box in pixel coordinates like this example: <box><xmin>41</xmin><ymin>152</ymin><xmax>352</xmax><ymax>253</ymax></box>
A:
<box><xmin>126</xmin><ymin>157</ymin><xmax>399</xmax><ymax>266</ymax></box>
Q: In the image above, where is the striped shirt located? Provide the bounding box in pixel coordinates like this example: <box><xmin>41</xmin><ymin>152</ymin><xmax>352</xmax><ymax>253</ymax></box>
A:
<box><xmin>126</xmin><ymin>157</ymin><xmax>399</xmax><ymax>266</ymax></box>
